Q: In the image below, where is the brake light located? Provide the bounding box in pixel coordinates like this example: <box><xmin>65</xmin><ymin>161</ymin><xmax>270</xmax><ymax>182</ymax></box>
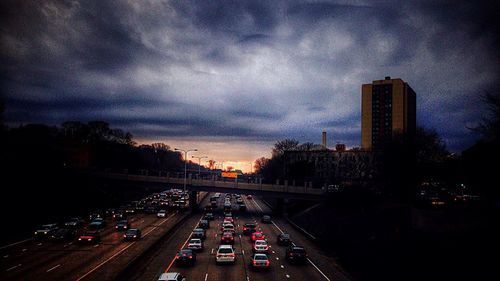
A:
<box><xmin>253</xmin><ymin>260</ymin><xmax>257</xmax><ymax>265</ymax></box>
<box><xmin>189</xmin><ymin>256</ymin><xmax>193</xmax><ymax>259</ymax></box>
<box><xmin>123</xmin><ymin>234</ymin><xmax>126</xmax><ymax>238</ymax></box>
<box><xmin>228</xmin><ymin>253</ymin><xmax>235</xmax><ymax>257</ymax></box>
<box><xmin>265</xmin><ymin>261</ymin><xmax>270</xmax><ymax>266</ymax></box>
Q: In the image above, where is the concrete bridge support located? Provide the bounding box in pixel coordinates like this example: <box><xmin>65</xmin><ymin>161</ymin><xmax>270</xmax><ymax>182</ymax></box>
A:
<box><xmin>189</xmin><ymin>190</ymin><xmax>199</xmax><ymax>211</ymax></box>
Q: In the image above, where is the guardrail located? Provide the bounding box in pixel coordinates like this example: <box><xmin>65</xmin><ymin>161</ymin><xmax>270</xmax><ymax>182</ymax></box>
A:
<box><xmin>94</xmin><ymin>172</ymin><xmax>324</xmax><ymax>196</ymax></box>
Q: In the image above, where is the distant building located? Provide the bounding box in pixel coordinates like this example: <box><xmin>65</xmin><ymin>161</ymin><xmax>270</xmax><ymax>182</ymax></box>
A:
<box><xmin>361</xmin><ymin>76</ymin><xmax>416</xmax><ymax>151</ymax></box>
<box><xmin>284</xmin><ymin>150</ymin><xmax>378</xmax><ymax>185</ymax></box>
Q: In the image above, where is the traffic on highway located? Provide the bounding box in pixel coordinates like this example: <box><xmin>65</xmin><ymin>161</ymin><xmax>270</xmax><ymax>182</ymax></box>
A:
<box><xmin>0</xmin><ymin>189</ymin><xmax>353</xmax><ymax>281</ymax></box>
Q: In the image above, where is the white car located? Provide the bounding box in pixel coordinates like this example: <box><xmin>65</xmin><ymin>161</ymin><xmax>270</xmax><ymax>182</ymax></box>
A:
<box><xmin>157</xmin><ymin>210</ymin><xmax>167</xmax><ymax>218</ymax></box>
<box><xmin>158</xmin><ymin>272</ymin><xmax>186</xmax><ymax>281</ymax></box>
<box><xmin>253</xmin><ymin>240</ymin><xmax>269</xmax><ymax>253</ymax></box>
<box><xmin>216</xmin><ymin>245</ymin><xmax>236</xmax><ymax>264</ymax></box>
<box><xmin>187</xmin><ymin>238</ymin><xmax>203</xmax><ymax>252</ymax></box>
<box><xmin>250</xmin><ymin>253</ymin><xmax>270</xmax><ymax>270</ymax></box>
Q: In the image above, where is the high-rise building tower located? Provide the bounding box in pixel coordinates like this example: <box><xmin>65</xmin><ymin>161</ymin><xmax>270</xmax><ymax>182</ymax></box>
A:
<box><xmin>361</xmin><ymin>76</ymin><xmax>416</xmax><ymax>151</ymax></box>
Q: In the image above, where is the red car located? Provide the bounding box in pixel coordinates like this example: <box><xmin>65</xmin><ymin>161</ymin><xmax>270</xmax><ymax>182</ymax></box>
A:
<box><xmin>220</xmin><ymin>232</ymin><xmax>235</xmax><ymax>244</ymax></box>
<box><xmin>251</xmin><ymin>232</ymin><xmax>265</xmax><ymax>242</ymax></box>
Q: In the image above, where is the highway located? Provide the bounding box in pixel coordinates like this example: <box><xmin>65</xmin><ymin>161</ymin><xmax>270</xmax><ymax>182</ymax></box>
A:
<box><xmin>0</xmin><ymin>191</ymin><xmax>354</xmax><ymax>281</ymax></box>
<box><xmin>120</xmin><ymin>194</ymin><xmax>354</xmax><ymax>281</ymax></box>
<box><xmin>0</xmin><ymin>192</ymin><xmax>207</xmax><ymax>281</ymax></box>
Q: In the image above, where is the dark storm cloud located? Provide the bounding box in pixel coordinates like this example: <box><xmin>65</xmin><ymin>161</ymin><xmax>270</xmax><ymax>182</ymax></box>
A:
<box><xmin>1</xmin><ymin>0</ymin><xmax>498</xmax><ymax>152</ymax></box>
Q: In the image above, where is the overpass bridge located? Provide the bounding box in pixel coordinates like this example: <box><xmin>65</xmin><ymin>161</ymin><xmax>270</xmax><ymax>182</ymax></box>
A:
<box><xmin>91</xmin><ymin>172</ymin><xmax>326</xmax><ymax>213</ymax></box>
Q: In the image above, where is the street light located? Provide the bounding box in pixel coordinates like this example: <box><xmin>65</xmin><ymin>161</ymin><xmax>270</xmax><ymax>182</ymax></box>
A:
<box><xmin>174</xmin><ymin>148</ymin><xmax>197</xmax><ymax>193</ymax></box>
<box><xmin>192</xmin><ymin>155</ymin><xmax>208</xmax><ymax>178</ymax></box>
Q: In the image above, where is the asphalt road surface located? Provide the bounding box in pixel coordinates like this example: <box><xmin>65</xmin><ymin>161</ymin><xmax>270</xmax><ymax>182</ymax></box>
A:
<box><xmin>120</xmin><ymin>194</ymin><xmax>354</xmax><ymax>281</ymax></box>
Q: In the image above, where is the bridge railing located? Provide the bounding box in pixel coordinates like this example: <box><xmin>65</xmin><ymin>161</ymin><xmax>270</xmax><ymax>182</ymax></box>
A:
<box><xmin>94</xmin><ymin>172</ymin><xmax>324</xmax><ymax>196</ymax></box>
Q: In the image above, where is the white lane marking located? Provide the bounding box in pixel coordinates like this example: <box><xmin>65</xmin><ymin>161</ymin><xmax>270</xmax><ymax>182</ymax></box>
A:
<box><xmin>272</xmin><ymin>216</ymin><xmax>330</xmax><ymax>281</ymax></box>
<box><xmin>3</xmin><ymin>255</ymin><xmax>9</xmax><ymax>258</ymax></box>
<box><xmin>21</xmin><ymin>248</ymin><xmax>27</xmax><ymax>252</ymax></box>
<box><xmin>37</xmin><ymin>243</ymin><xmax>42</xmax><ymax>246</ymax></box>
<box><xmin>6</xmin><ymin>264</ymin><xmax>21</xmax><ymax>272</ymax></box>
<box><xmin>76</xmin><ymin>213</ymin><xmax>176</xmax><ymax>281</ymax></box>
<box><xmin>211</xmin><ymin>248</ymin><xmax>214</xmax><ymax>254</ymax></box>
<box><xmin>280</xmin><ymin>265</ymin><xmax>284</xmax><ymax>269</ymax></box>
<box><xmin>0</xmin><ymin>238</ymin><xmax>32</xmax><ymax>250</ymax></box>
<box><xmin>204</xmin><ymin>273</ymin><xmax>208</xmax><ymax>281</ymax></box>
<box><xmin>276</xmin><ymin>257</ymin><xmax>279</xmax><ymax>260</ymax></box>
<box><xmin>271</xmin><ymin>221</ymin><xmax>284</xmax><ymax>234</ymax></box>
<box><xmin>142</xmin><ymin>213</ymin><xmax>175</xmax><ymax>238</ymax></box>
<box><xmin>307</xmin><ymin>258</ymin><xmax>331</xmax><ymax>281</ymax></box>
<box><xmin>46</xmin><ymin>264</ymin><xmax>61</xmax><ymax>272</ymax></box>
<box><xmin>246</xmin><ymin>276</ymin><xmax>250</xmax><ymax>281</ymax></box>
<box><xmin>252</xmin><ymin>199</ymin><xmax>264</xmax><ymax>212</ymax></box>
<box><xmin>286</xmin><ymin>274</ymin><xmax>290</xmax><ymax>278</ymax></box>
<box><xmin>242</xmin><ymin>250</ymin><xmax>245</xmax><ymax>255</ymax></box>
<box><xmin>93</xmin><ymin>244</ymin><xmax>99</xmax><ymax>248</ymax></box>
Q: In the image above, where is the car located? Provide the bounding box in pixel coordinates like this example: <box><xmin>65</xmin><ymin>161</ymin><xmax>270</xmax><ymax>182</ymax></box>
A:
<box><xmin>203</xmin><ymin>212</ymin><xmax>214</xmax><ymax>220</ymax></box>
<box><xmin>224</xmin><ymin>216</ymin><xmax>234</xmax><ymax>223</ymax></box>
<box><xmin>77</xmin><ymin>231</ymin><xmax>101</xmax><ymax>244</ymax></box>
<box><xmin>277</xmin><ymin>233</ymin><xmax>292</xmax><ymax>246</ymax></box>
<box><xmin>243</xmin><ymin>223</ymin><xmax>257</xmax><ymax>235</ymax></box>
<box><xmin>250</xmin><ymin>253</ymin><xmax>270</xmax><ymax>270</ymax></box>
<box><xmin>157</xmin><ymin>209</ymin><xmax>167</xmax><ymax>218</ymax></box>
<box><xmin>64</xmin><ymin>217</ymin><xmax>84</xmax><ymax>228</ymax></box>
<box><xmin>158</xmin><ymin>272</ymin><xmax>186</xmax><ymax>281</ymax></box>
<box><xmin>246</xmin><ymin>195</ymin><xmax>253</xmax><ymax>199</ymax></box>
<box><xmin>251</xmin><ymin>232</ymin><xmax>266</xmax><ymax>242</ymax></box>
<box><xmin>175</xmin><ymin>249</ymin><xmax>196</xmax><ymax>266</ymax></box>
<box><xmin>216</xmin><ymin>245</ymin><xmax>236</xmax><ymax>264</ymax></box>
<box><xmin>51</xmin><ymin>228</ymin><xmax>75</xmax><ymax>241</ymax></box>
<box><xmin>253</xmin><ymin>239</ymin><xmax>269</xmax><ymax>253</ymax></box>
<box><xmin>261</xmin><ymin>215</ymin><xmax>271</xmax><ymax>223</ymax></box>
<box><xmin>89</xmin><ymin>218</ymin><xmax>106</xmax><ymax>229</ymax></box>
<box><xmin>220</xmin><ymin>232</ymin><xmax>235</xmax><ymax>244</ymax></box>
<box><xmin>285</xmin><ymin>246</ymin><xmax>308</xmax><ymax>264</ymax></box>
<box><xmin>221</xmin><ymin>224</ymin><xmax>235</xmax><ymax>235</ymax></box>
<box><xmin>191</xmin><ymin>228</ymin><xmax>206</xmax><ymax>240</ymax></box>
<box><xmin>123</xmin><ymin>228</ymin><xmax>141</xmax><ymax>240</ymax></box>
<box><xmin>89</xmin><ymin>211</ymin><xmax>104</xmax><ymax>221</ymax></box>
<box><xmin>113</xmin><ymin>211</ymin><xmax>126</xmax><ymax>220</ymax></box>
<box><xmin>34</xmin><ymin>223</ymin><xmax>59</xmax><ymax>238</ymax></box>
<box><xmin>198</xmin><ymin>219</ymin><xmax>209</xmax><ymax>229</ymax></box>
<box><xmin>187</xmin><ymin>238</ymin><xmax>203</xmax><ymax>252</ymax></box>
<box><xmin>115</xmin><ymin>220</ymin><xmax>131</xmax><ymax>230</ymax></box>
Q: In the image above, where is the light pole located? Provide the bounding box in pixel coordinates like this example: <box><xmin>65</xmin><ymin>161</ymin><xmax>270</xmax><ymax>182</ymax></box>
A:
<box><xmin>192</xmin><ymin>155</ymin><xmax>208</xmax><ymax>178</ymax></box>
<box><xmin>174</xmin><ymin>148</ymin><xmax>197</xmax><ymax>193</ymax></box>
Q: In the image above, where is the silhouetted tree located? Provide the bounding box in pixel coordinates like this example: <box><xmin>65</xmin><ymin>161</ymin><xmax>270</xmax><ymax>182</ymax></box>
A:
<box><xmin>272</xmin><ymin>139</ymin><xmax>299</xmax><ymax>157</ymax></box>
<box><xmin>254</xmin><ymin>157</ymin><xmax>269</xmax><ymax>174</ymax></box>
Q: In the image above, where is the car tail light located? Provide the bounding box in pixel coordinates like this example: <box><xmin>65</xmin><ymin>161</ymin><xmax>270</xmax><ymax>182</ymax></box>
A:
<box><xmin>243</xmin><ymin>227</ymin><xmax>247</xmax><ymax>231</ymax></box>
<box><xmin>253</xmin><ymin>260</ymin><xmax>257</xmax><ymax>265</ymax></box>
<box><xmin>123</xmin><ymin>234</ymin><xmax>126</xmax><ymax>238</ymax></box>
<box><xmin>265</xmin><ymin>260</ymin><xmax>270</xmax><ymax>266</ymax></box>
<box><xmin>264</xmin><ymin>246</ymin><xmax>269</xmax><ymax>250</ymax></box>
<box><xmin>189</xmin><ymin>256</ymin><xmax>193</xmax><ymax>259</ymax></box>
<box><xmin>175</xmin><ymin>256</ymin><xmax>179</xmax><ymax>259</ymax></box>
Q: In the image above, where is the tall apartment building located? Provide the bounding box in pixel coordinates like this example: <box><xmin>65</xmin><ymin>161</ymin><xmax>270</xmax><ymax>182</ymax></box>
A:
<box><xmin>361</xmin><ymin>76</ymin><xmax>416</xmax><ymax>150</ymax></box>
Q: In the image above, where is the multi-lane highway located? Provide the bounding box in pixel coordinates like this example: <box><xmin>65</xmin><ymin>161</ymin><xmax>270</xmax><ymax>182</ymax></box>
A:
<box><xmin>121</xmin><ymin>194</ymin><xmax>354</xmax><ymax>281</ymax></box>
<box><xmin>0</xmin><ymin>191</ymin><xmax>354</xmax><ymax>281</ymax></box>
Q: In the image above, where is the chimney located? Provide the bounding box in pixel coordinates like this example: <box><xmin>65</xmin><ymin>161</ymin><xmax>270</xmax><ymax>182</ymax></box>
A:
<box><xmin>322</xmin><ymin>131</ymin><xmax>327</xmax><ymax>148</ymax></box>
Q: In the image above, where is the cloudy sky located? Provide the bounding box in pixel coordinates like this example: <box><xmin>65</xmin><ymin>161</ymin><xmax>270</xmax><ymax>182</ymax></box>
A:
<box><xmin>1</xmin><ymin>0</ymin><xmax>499</xmax><ymax>171</ymax></box>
